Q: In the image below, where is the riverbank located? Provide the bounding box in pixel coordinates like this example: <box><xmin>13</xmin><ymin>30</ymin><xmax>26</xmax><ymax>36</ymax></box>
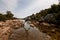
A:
<box><xmin>0</xmin><ymin>19</ymin><xmax>24</xmax><ymax>40</ymax></box>
<box><xmin>30</xmin><ymin>20</ymin><xmax>60</xmax><ymax>40</ymax></box>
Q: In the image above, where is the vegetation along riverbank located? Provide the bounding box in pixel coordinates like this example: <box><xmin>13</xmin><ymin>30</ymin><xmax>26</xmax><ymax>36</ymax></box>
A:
<box><xmin>25</xmin><ymin>4</ymin><xmax>60</xmax><ymax>40</ymax></box>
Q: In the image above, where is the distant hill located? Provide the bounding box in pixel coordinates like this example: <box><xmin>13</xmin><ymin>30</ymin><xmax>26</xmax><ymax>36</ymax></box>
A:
<box><xmin>26</xmin><ymin>4</ymin><xmax>60</xmax><ymax>25</ymax></box>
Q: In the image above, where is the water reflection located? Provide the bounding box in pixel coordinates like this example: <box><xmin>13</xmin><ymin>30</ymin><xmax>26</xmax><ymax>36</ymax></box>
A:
<box><xmin>24</xmin><ymin>22</ymin><xmax>30</xmax><ymax>30</ymax></box>
<box><xmin>9</xmin><ymin>22</ymin><xmax>51</xmax><ymax>40</ymax></box>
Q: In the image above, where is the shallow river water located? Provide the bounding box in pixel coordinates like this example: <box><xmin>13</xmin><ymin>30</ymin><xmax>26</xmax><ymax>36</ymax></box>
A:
<box><xmin>9</xmin><ymin>21</ymin><xmax>51</xmax><ymax>40</ymax></box>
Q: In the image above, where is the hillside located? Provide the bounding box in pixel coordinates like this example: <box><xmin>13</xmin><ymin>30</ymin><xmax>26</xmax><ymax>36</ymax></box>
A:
<box><xmin>26</xmin><ymin>4</ymin><xmax>60</xmax><ymax>25</ymax></box>
<box><xmin>25</xmin><ymin>4</ymin><xmax>60</xmax><ymax>40</ymax></box>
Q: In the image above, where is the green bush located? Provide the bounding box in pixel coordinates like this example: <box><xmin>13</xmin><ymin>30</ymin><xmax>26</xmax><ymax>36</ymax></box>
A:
<box><xmin>0</xmin><ymin>11</ymin><xmax>16</xmax><ymax>21</ymax></box>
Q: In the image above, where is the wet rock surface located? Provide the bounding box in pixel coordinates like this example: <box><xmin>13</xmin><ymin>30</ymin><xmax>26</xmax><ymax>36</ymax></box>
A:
<box><xmin>0</xmin><ymin>20</ymin><xmax>52</xmax><ymax>40</ymax></box>
<box><xmin>9</xmin><ymin>22</ymin><xmax>52</xmax><ymax>40</ymax></box>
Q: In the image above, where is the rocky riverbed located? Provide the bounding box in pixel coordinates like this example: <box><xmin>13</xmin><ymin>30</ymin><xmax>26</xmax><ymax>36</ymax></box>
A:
<box><xmin>0</xmin><ymin>20</ymin><xmax>52</xmax><ymax>40</ymax></box>
<box><xmin>29</xmin><ymin>21</ymin><xmax>60</xmax><ymax>40</ymax></box>
<box><xmin>0</xmin><ymin>19</ymin><xmax>24</xmax><ymax>40</ymax></box>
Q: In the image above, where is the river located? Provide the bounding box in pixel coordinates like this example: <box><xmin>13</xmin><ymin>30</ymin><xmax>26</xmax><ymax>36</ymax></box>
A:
<box><xmin>9</xmin><ymin>20</ymin><xmax>51</xmax><ymax>40</ymax></box>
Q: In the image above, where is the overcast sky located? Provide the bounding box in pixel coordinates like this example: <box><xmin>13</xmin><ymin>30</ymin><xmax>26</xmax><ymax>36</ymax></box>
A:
<box><xmin>0</xmin><ymin>0</ymin><xmax>59</xmax><ymax>18</ymax></box>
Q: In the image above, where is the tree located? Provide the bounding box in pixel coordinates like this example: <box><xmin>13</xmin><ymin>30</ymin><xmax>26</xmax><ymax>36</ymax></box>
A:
<box><xmin>5</xmin><ymin>11</ymin><xmax>14</xmax><ymax>19</ymax></box>
<box><xmin>0</xmin><ymin>11</ymin><xmax>15</xmax><ymax>21</ymax></box>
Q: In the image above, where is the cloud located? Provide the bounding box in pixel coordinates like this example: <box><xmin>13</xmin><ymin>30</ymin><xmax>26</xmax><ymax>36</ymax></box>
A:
<box><xmin>0</xmin><ymin>0</ymin><xmax>59</xmax><ymax>18</ymax></box>
<box><xmin>16</xmin><ymin>0</ymin><xmax>58</xmax><ymax>18</ymax></box>
<box><xmin>1</xmin><ymin>0</ymin><xmax>18</xmax><ymax>11</ymax></box>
